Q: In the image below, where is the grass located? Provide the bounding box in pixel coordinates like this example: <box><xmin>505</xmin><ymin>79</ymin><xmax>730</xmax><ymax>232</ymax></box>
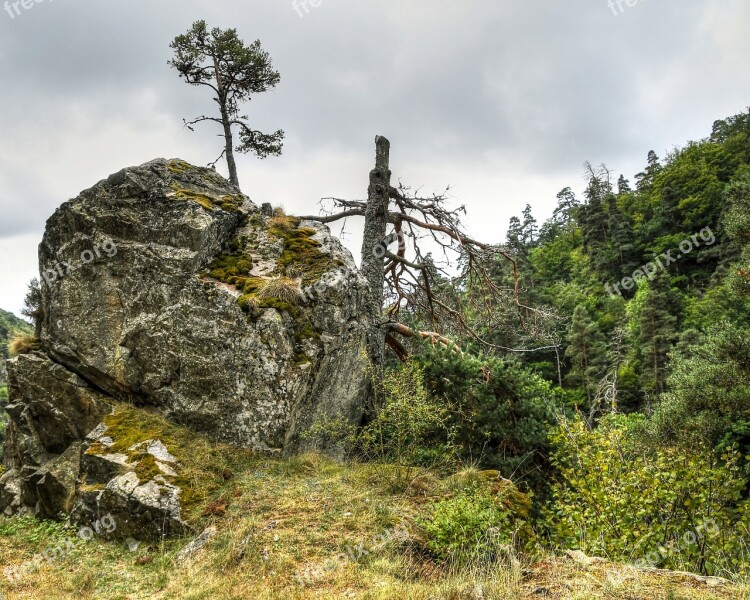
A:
<box><xmin>256</xmin><ymin>276</ymin><xmax>304</xmax><ymax>306</ymax></box>
<box><xmin>8</xmin><ymin>333</ymin><xmax>40</xmax><ymax>356</ymax></box>
<box><xmin>1</xmin><ymin>445</ymin><xmax>747</xmax><ymax>599</ymax></box>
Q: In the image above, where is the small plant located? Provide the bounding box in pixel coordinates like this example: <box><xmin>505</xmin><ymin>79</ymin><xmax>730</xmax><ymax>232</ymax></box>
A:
<box><xmin>268</xmin><ymin>214</ymin><xmax>299</xmax><ymax>231</ymax></box>
<box><xmin>256</xmin><ymin>276</ymin><xmax>303</xmax><ymax>305</ymax></box>
<box><xmin>301</xmin><ymin>416</ymin><xmax>359</xmax><ymax>458</ymax></box>
<box><xmin>419</xmin><ymin>478</ymin><xmax>532</xmax><ymax>565</ymax></box>
<box><xmin>360</xmin><ymin>362</ymin><xmax>454</xmax><ymax>485</ymax></box>
<box><xmin>9</xmin><ymin>333</ymin><xmax>40</xmax><ymax>356</ymax></box>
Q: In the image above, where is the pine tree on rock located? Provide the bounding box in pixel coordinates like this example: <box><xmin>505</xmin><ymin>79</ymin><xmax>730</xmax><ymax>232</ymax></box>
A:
<box><xmin>170</xmin><ymin>20</ymin><xmax>284</xmax><ymax>190</ymax></box>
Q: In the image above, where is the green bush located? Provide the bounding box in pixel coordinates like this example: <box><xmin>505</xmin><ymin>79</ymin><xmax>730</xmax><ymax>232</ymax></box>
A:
<box><xmin>649</xmin><ymin>322</ymin><xmax>750</xmax><ymax>456</ymax></box>
<box><xmin>360</xmin><ymin>361</ymin><xmax>452</xmax><ymax>468</ymax></box>
<box><xmin>420</xmin><ymin>477</ymin><xmax>532</xmax><ymax>565</ymax></box>
<box><xmin>544</xmin><ymin>414</ymin><xmax>750</xmax><ymax>577</ymax></box>
<box><xmin>412</xmin><ymin>344</ymin><xmax>561</xmax><ymax>489</ymax></box>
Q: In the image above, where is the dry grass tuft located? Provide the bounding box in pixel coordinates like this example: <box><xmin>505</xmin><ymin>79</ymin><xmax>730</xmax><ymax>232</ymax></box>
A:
<box><xmin>8</xmin><ymin>333</ymin><xmax>40</xmax><ymax>356</ymax></box>
<box><xmin>256</xmin><ymin>276</ymin><xmax>304</xmax><ymax>305</ymax></box>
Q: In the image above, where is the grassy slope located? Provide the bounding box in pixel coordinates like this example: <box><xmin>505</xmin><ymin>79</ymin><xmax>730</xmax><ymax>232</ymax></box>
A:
<box><xmin>0</xmin><ymin>451</ymin><xmax>746</xmax><ymax>599</ymax></box>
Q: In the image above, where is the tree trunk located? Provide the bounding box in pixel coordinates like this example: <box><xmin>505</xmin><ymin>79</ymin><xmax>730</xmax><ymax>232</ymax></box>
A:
<box><xmin>214</xmin><ymin>58</ymin><xmax>240</xmax><ymax>190</ymax></box>
<box><xmin>360</xmin><ymin>136</ymin><xmax>391</xmax><ymax>408</ymax></box>
<box><xmin>220</xmin><ymin>105</ymin><xmax>240</xmax><ymax>189</ymax></box>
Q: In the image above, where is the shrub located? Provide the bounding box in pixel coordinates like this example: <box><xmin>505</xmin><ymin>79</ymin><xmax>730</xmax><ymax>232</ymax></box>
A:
<box><xmin>544</xmin><ymin>413</ymin><xmax>750</xmax><ymax>577</ymax></box>
<box><xmin>359</xmin><ymin>362</ymin><xmax>453</xmax><ymax>470</ymax></box>
<box><xmin>420</xmin><ymin>476</ymin><xmax>533</xmax><ymax>565</ymax></box>
<box><xmin>412</xmin><ymin>343</ymin><xmax>560</xmax><ymax>489</ymax></box>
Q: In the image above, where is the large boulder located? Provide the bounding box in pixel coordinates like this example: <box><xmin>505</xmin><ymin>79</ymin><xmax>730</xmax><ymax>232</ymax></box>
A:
<box><xmin>37</xmin><ymin>159</ymin><xmax>370</xmax><ymax>450</ymax></box>
<box><xmin>1</xmin><ymin>158</ymin><xmax>372</xmax><ymax>536</ymax></box>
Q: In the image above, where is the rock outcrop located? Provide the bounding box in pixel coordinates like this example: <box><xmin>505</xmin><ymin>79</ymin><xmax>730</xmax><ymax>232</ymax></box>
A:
<box><xmin>1</xmin><ymin>159</ymin><xmax>371</xmax><ymax>538</ymax></box>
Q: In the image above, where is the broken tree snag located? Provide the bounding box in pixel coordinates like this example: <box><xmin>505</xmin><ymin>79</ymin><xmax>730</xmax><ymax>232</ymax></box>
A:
<box><xmin>360</xmin><ymin>136</ymin><xmax>392</xmax><ymax>400</ymax></box>
<box><xmin>299</xmin><ymin>135</ymin><xmax>536</xmax><ymax>366</ymax></box>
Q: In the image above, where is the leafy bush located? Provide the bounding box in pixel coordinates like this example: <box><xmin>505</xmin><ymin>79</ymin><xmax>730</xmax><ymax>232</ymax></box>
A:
<box><xmin>545</xmin><ymin>414</ymin><xmax>750</xmax><ymax>576</ymax></box>
<box><xmin>360</xmin><ymin>361</ymin><xmax>452</xmax><ymax>469</ymax></box>
<box><xmin>420</xmin><ymin>476</ymin><xmax>533</xmax><ymax>565</ymax></box>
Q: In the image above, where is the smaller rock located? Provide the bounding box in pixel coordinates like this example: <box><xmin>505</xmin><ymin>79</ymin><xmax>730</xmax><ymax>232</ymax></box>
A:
<box><xmin>27</xmin><ymin>441</ymin><xmax>82</xmax><ymax>519</ymax></box>
<box><xmin>0</xmin><ymin>469</ymin><xmax>24</xmax><ymax>516</ymax></box>
<box><xmin>129</xmin><ymin>440</ymin><xmax>178</xmax><ymax>464</ymax></box>
<box><xmin>175</xmin><ymin>526</ymin><xmax>218</xmax><ymax>563</ymax></box>
<box><xmin>566</xmin><ymin>549</ymin><xmax>606</xmax><ymax>568</ymax></box>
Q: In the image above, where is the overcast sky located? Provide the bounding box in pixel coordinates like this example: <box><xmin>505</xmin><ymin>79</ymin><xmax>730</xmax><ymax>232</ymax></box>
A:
<box><xmin>0</xmin><ymin>0</ymin><xmax>748</xmax><ymax>317</ymax></box>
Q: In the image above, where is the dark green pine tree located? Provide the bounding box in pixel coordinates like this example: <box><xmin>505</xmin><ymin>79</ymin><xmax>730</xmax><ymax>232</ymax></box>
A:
<box><xmin>635</xmin><ymin>150</ymin><xmax>662</xmax><ymax>192</ymax></box>
<box><xmin>634</xmin><ymin>275</ymin><xmax>678</xmax><ymax>396</ymax></box>
<box><xmin>553</xmin><ymin>187</ymin><xmax>580</xmax><ymax>229</ymax></box>
<box><xmin>579</xmin><ymin>164</ymin><xmax>612</xmax><ymax>275</ymax></box>
<box><xmin>521</xmin><ymin>204</ymin><xmax>538</xmax><ymax>247</ymax></box>
<box><xmin>606</xmin><ymin>194</ymin><xmax>637</xmax><ymax>278</ymax></box>
<box><xmin>565</xmin><ymin>305</ymin><xmax>608</xmax><ymax>408</ymax></box>
<box><xmin>506</xmin><ymin>215</ymin><xmax>526</xmax><ymax>255</ymax></box>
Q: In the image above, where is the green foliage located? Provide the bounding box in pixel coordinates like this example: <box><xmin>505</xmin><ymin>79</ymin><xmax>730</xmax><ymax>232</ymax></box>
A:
<box><xmin>495</xmin><ymin>109</ymin><xmax>750</xmax><ymax>418</ymax></box>
<box><xmin>360</xmin><ymin>362</ymin><xmax>452</xmax><ymax>469</ymax></box>
<box><xmin>650</xmin><ymin>322</ymin><xmax>750</xmax><ymax>455</ymax></box>
<box><xmin>420</xmin><ymin>478</ymin><xmax>533</xmax><ymax>564</ymax></box>
<box><xmin>545</xmin><ymin>414</ymin><xmax>750</xmax><ymax>576</ymax></box>
<box><xmin>169</xmin><ymin>20</ymin><xmax>284</xmax><ymax>182</ymax></box>
<box><xmin>565</xmin><ymin>305</ymin><xmax>608</xmax><ymax>407</ymax></box>
<box><xmin>412</xmin><ymin>344</ymin><xmax>560</xmax><ymax>489</ymax></box>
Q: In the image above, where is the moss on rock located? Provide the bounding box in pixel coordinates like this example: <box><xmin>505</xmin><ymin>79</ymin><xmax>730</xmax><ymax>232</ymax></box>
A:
<box><xmin>85</xmin><ymin>404</ymin><xmax>255</xmax><ymax>523</ymax></box>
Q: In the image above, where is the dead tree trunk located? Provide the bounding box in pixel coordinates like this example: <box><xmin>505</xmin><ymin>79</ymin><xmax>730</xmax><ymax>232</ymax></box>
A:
<box><xmin>360</xmin><ymin>136</ymin><xmax>391</xmax><ymax>405</ymax></box>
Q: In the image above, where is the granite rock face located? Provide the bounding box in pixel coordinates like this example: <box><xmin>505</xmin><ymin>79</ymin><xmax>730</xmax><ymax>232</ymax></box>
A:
<box><xmin>1</xmin><ymin>159</ymin><xmax>372</xmax><ymax>537</ymax></box>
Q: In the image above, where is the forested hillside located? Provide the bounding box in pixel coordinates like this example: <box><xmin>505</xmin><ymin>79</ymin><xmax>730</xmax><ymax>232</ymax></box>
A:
<box><xmin>496</xmin><ymin>108</ymin><xmax>750</xmax><ymax>435</ymax></box>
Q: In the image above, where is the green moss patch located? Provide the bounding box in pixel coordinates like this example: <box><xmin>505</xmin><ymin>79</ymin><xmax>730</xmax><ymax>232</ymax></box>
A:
<box><xmin>201</xmin><ymin>212</ymin><xmax>339</xmax><ymax>363</ymax></box>
<box><xmin>267</xmin><ymin>217</ymin><xmax>343</xmax><ymax>285</ymax></box>
<box><xmin>166</xmin><ymin>159</ymin><xmax>194</xmax><ymax>175</ymax></box>
<box><xmin>169</xmin><ymin>183</ymin><xmax>244</xmax><ymax>213</ymax></box>
<box><xmin>86</xmin><ymin>404</ymin><xmax>255</xmax><ymax>523</ymax></box>
<box><xmin>207</xmin><ymin>238</ymin><xmax>254</xmax><ymax>280</ymax></box>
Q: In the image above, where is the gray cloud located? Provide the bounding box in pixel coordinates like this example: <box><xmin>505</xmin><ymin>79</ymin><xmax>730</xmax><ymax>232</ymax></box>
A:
<box><xmin>0</xmin><ymin>0</ymin><xmax>748</xmax><ymax>314</ymax></box>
